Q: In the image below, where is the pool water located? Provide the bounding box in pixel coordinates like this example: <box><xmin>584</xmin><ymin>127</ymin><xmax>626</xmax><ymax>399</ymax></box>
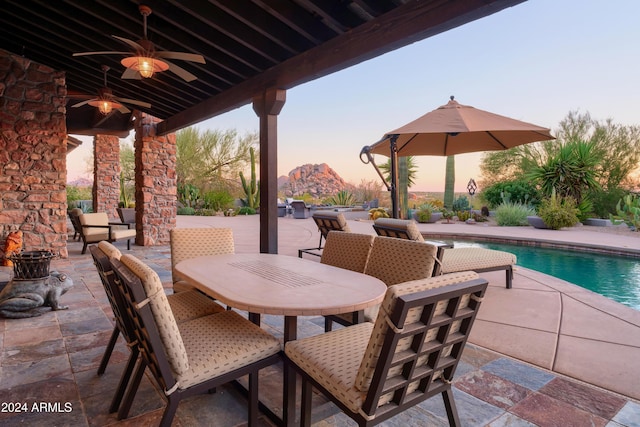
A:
<box><xmin>450</xmin><ymin>241</ymin><xmax>640</xmax><ymax>311</ymax></box>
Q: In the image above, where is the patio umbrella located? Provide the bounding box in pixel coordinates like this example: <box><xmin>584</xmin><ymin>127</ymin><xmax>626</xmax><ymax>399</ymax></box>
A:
<box><xmin>361</xmin><ymin>96</ymin><xmax>555</xmax><ymax>217</ymax></box>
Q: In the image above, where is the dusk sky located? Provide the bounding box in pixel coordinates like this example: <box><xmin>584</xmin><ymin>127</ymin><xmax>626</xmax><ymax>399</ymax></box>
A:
<box><xmin>67</xmin><ymin>0</ymin><xmax>640</xmax><ymax>192</ymax></box>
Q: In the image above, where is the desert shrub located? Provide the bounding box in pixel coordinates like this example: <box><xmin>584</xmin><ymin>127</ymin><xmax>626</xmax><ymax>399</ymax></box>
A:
<box><xmin>202</xmin><ymin>190</ymin><xmax>234</xmax><ymax>212</ymax></box>
<box><xmin>195</xmin><ymin>209</ymin><xmax>217</xmax><ymax>216</ymax></box>
<box><xmin>537</xmin><ymin>192</ymin><xmax>580</xmax><ymax>230</ymax></box>
<box><xmin>415</xmin><ymin>209</ymin><xmax>432</xmax><ymax>223</ymax></box>
<box><xmin>481</xmin><ymin>180</ymin><xmax>539</xmax><ymax>209</ymax></box>
<box><xmin>588</xmin><ymin>187</ymin><xmax>629</xmax><ymax>219</ymax></box>
<box><xmin>456</xmin><ymin>210</ymin><xmax>470</xmax><ymax>222</ymax></box>
<box><xmin>452</xmin><ymin>195</ymin><xmax>470</xmax><ymax>212</ymax></box>
<box><xmin>368</xmin><ymin>207</ymin><xmax>389</xmax><ymax>220</ymax></box>
<box><xmin>177</xmin><ymin>206</ymin><xmax>196</xmax><ymax>215</ymax></box>
<box><xmin>66</xmin><ymin>185</ymin><xmax>92</xmax><ymax>209</ymax></box>
<box><xmin>610</xmin><ymin>194</ymin><xmax>640</xmax><ymax>231</ymax></box>
<box><xmin>328</xmin><ymin>190</ymin><xmax>355</xmax><ymax>206</ymax></box>
<box><xmin>495</xmin><ymin>202</ymin><xmax>535</xmax><ymax>226</ymax></box>
<box><xmin>238</xmin><ymin>206</ymin><xmax>257</xmax><ymax>215</ymax></box>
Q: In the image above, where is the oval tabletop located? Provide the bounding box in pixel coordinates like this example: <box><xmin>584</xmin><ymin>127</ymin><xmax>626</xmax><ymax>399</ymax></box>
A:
<box><xmin>175</xmin><ymin>253</ymin><xmax>387</xmax><ymax>316</ymax></box>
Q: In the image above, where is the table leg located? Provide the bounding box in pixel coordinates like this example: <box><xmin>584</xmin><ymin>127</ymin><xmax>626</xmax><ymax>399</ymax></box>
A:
<box><xmin>282</xmin><ymin>315</ymin><xmax>297</xmax><ymax>427</ymax></box>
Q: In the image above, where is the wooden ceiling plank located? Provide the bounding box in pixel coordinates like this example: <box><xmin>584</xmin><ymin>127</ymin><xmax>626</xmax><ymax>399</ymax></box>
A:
<box><xmin>158</xmin><ymin>0</ymin><xmax>525</xmax><ymax>134</ymax></box>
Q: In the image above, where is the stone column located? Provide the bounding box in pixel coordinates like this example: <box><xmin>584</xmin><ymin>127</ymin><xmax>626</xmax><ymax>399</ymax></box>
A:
<box><xmin>93</xmin><ymin>134</ymin><xmax>120</xmax><ymax>220</ymax></box>
<box><xmin>0</xmin><ymin>49</ymin><xmax>68</xmax><ymax>257</ymax></box>
<box><xmin>133</xmin><ymin>112</ymin><xmax>177</xmax><ymax>246</ymax></box>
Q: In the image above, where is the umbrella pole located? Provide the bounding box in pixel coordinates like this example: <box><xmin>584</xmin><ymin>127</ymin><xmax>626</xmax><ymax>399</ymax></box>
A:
<box><xmin>389</xmin><ymin>134</ymin><xmax>399</xmax><ymax>218</ymax></box>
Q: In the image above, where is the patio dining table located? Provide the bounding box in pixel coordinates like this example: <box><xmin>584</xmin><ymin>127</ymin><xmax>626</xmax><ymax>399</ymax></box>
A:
<box><xmin>175</xmin><ymin>252</ymin><xmax>387</xmax><ymax>427</ymax></box>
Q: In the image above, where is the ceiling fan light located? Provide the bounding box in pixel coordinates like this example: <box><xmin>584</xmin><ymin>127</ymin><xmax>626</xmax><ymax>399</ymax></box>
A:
<box><xmin>121</xmin><ymin>56</ymin><xmax>169</xmax><ymax>78</ymax></box>
<box><xmin>88</xmin><ymin>99</ymin><xmax>123</xmax><ymax>115</ymax></box>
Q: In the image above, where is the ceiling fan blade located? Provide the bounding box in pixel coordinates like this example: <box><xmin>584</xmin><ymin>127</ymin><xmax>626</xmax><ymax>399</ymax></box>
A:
<box><xmin>156</xmin><ymin>51</ymin><xmax>206</xmax><ymax>64</ymax></box>
<box><xmin>116</xmin><ymin>104</ymin><xmax>131</xmax><ymax>114</ymax></box>
<box><xmin>112</xmin><ymin>35</ymin><xmax>144</xmax><ymax>51</ymax></box>
<box><xmin>73</xmin><ymin>51</ymin><xmax>130</xmax><ymax>57</ymax></box>
<box><xmin>114</xmin><ymin>97</ymin><xmax>152</xmax><ymax>109</ymax></box>
<box><xmin>71</xmin><ymin>99</ymin><xmax>96</xmax><ymax>108</ymax></box>
<box><xmin>164</xmin><ymin>59</ymin><xmax>197</xmax><ymax>82</ymax></box>
<box><xmin>121</xmin><ymin>67</ymin><xmax>142</xmax><ymax>80</ymax></box>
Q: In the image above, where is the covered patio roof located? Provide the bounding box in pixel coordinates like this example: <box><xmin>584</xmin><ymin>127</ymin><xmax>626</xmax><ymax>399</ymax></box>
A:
<box><xmin>1</xmin><ymin>0</ymin><xmax>526</xmax><ymax>253</ymax></box>
<box><xmin>1</xmin><ymin>0</ymin><xmax>524</xmax><ymax>136</ymax></box>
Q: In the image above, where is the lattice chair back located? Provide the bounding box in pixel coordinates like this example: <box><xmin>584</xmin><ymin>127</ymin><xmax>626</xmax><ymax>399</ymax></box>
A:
<box><xmin>320</xmin><ymin>231</ymin><xmax>373</xmax><ymax>273</ymax></box>
<box><xmin>364</xmin><ymin>236</ymin><xmax>437</xmax><ymax>286</ymax></box>
<box><xmin>373</xmin><ymin>218</ymin><xmax>425</xmax><ymax>242</ymax></box>
<box><xmin>356</xmin><ymin>271</ymin><xmax>488</xmax><ymax>422</ymax></box>
<box><xmin>170</xmin><ymin>228</ymin><xmax>234</xmax><ymax>290</ymax></box>
<box><xmin>314</xmin><ymin>211</ymin><xmax>351</xmax><ymax>242</ymax></box>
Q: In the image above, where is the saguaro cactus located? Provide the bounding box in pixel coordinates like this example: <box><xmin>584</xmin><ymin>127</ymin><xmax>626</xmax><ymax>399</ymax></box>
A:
<box><xmin>240</xmin><ymin>147</ymin><xmax>260</xmax><ymax>209</ymax></box>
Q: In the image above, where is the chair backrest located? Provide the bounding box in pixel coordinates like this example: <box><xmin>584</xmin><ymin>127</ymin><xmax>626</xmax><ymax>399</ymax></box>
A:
<box><xmin>89</xmin><ymin>243</ymin><xmax>135</xmax><ymax>344</ymax></box>
<box><xmin>364</xmin><ymin>236</ymin><xmax>437</xmax><ymax>286</ymax></box>
<box><xmin>78</xmin><ymin>212</ymin><xmax>110</xmax><ymax>241</ymax></box>
<box><xmin>120</xmin><ymin>254</ymin><xmax>189</xmax><ymax>375</ymax></box>
<box><xmin>320</xmin><ymin>231</ymin><xmax>373</xmax><ymax>273</ymax></box>
<box><xmin>170</xmin><ymin>228</ymin><xmax>234</xmax><ymax>284</ymax></box>
<box><xmin>68</xmin><ymin>208</ymin><xmax>83</xmax><ymax>231</ymax></box>
<box><xmin>117</xmin><ymin>207</ymin><xmax>136</xmax><ymax>224</ymax></box>
<box><xmin>354</xmin><ymin>271</ymin><xmax>487</xmax><ymax>417</ymax></box>
<box><xmin>110</xmin><ymin>256</ymin><xmax>179</xmax><ymax>394</ymax></box>
<box><xmin>373</xmin><ymin>218</ymin><xmax>424</xmax><ymax>242</ymax></box>
<box><xmin>312</xmin><ymin>211</ymin><xmax>351</xmax><ymax>241</ymax></box>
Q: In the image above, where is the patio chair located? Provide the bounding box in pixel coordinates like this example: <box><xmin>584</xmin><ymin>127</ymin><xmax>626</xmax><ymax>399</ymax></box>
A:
<box><xmin>291</xmin><ymin>200</ymin><xmax>311</xmax><ymax>219</ymax></box>
<box><xmin>110</xmin><ymin>254</ymin><xmax>281</xmax><ymax>427</ymax></box>
<box><xmin>320</xmin><ymin>231</ymin><xmax>374</xmax><ymax>331</ymax></box>
<box><xmin>116</xmin><ymin>207</ymin><xmax>136</xmax><ymax>225</ymax></box>
<box><xmin>285</xmin><ymin>271</ymin><xmax>488</xmax><ymax>427</ymax></box>
<box><xmin>373</xmin><ymin>218</ymin><xmax>517</xmax><ymax>288</ymax></box>
<box><xmin>298</xmin><ymin>210</ymin><xmax>351</xmax><ymax>258</ymax></box>
<box><xmin>89</xmin><ymin>242</ymin><xmax>225</xmax><ymax>415</ymax></box>
<box><xmin>78</xmin><ymin>211</ymin><xmax>136</xmax><ymax>254</ymax></box>
<box><xmin>325</xmin><ymin>235</ymin><xmax>438</xmax><ymax>331</ymax></box>
<box><xmin>68</xmin><ymin>208</ymin><xmax>83</xmax><ymax>241</ymax></box>
<box><xmin>170</xmin><ymin>227</ymin><xmax>235</xmax><ymax>292</ymax></box>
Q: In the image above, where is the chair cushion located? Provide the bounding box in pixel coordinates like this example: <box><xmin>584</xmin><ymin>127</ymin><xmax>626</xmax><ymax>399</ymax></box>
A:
<box><xmin>98</xmin><ymin>241</ymin><xmax>122</xmax><ymax>260</ymax></box>
<box><xmin>120</xmin><ymin>254</ymin><xmax>189</xmax><ymax>376</ymax></box>
<box><xmin>313</xmin><ymin>211</ymin><xmax>351</xmax><ymax>233</ymax></box>
<box><xmin>374</xmin><ymin>218</ymin><xmax>424</xmax><ymax>241</ymax></box>
<box><xmin>111</xmin><ymin>228</ymin><xmax>137</xmax><ymax>240</ymax></box>
<box><xmin>441</xmin><ymin>248</ymin><xmax>516</xmax><ymax>273</ymax></box>
<box><xmin>320</xmin><ymin>232</ymin><xmax>373</xmax><ymax>273</ymax></box>
<box><xmin>355</xmin><ymin>271</ymin><xmax>479</xmax><ymax>393</ymax></box>
<box><xmin>364</xmin><ymin>236</ymin><xmax>437</xmax><ymax>286</ymax></box>
<box><xmin>285</xmin><ymin>322</ymin><xmax>373</xmax><ymax>413</ymax></box>
<box><xmin>168</xmin><ymin>290</ymin><xmax>226</xmax><ymax>322</ymax></box>
<box><xmin>176</xmin><ymin>310</ymin><xmax>281</xmax><ymax>389</ymax></box>
<box><xmin>170</xmin><ymin>228</ymin><xmax>234</xmax><ymax>284</ymax></box>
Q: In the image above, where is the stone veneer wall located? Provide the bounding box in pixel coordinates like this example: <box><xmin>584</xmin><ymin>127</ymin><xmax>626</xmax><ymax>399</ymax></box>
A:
<box><xmin>134</xmin><ymin>112</ymin><xmax>176</xmax><ymax>245</ymax></box>
<box><xmin>93</xmin><ymin>134</ymin><xmax>120</xmax><ymax>220</ymax></box>
<box><xmin>0</xmin><ymin>49</ymin><xmax>68</xmax><ymax>257</ymax></box>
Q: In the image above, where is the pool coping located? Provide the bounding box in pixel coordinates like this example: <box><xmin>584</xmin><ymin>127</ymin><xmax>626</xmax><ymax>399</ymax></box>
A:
<box><xmin>422</xmin><ymin>231</ymin><xmax>640</xmax><ymax>258</ymax></box>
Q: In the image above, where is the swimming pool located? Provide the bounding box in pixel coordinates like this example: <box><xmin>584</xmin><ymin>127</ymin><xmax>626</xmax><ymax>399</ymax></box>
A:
<box><xmin>449</xmin><ymin>241</ymin><xmax>640</xmax><ymax>310</ymax></box>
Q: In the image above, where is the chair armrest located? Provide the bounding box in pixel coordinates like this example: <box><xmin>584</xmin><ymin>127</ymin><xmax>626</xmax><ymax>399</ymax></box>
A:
<box><xmin>82</xmin><ymin>224</ymin><xmax>111</xmax><ymax>229</ymax></box>
<box><xmin>109</xmin><ymin>222</ymin><xmax>132</xmax><ymax>229</ymax></box>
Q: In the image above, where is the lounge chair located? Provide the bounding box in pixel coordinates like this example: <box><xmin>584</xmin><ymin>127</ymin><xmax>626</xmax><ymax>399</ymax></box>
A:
<box><xmin>298</xmin><ymin>210</ymin><xmax>351</xmax><ymax>258</ymax></box>
<box><xmin>78</xmin><ymin>212</ymin><xmax>136</xmax><ymax>254</ymax></box>
<box><xmin>290</xmin><ymin>200</ymin><xmax>311</xmax><ymax>219</ymax></box>
<box><xmin>68</xmin><ymin>208</ymin><xmax>83</xmax><ymax>241</ymax></box>
<box><xmin>285</xmin><ymin>271</ymin><xmax>488</xmax><ymax>427</ymax></box>
<box><xmin>116</xmin><ymin>207</ymin><xmax>136</xmax><ymax>225</ymax></box>
<box><xmin>373</xmin><ymin>218</ymin><xmax>517</xmax><ymax>288</ymax></box>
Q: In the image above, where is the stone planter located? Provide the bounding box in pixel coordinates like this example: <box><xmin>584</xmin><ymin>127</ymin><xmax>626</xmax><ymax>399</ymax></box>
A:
<box><xmin>583</xmin><ymin>218</ymin><xmax>613</xmax><ymax>227</ymax></box>
<box><xmin>527</xmin><ymin>216</ymin><xmax>550</xmax><ymax>229</ymax></box>
<box><xmin>412</xmin><ymin>211</ymin><xmax>442</xmax><ymax>223</ymax></box>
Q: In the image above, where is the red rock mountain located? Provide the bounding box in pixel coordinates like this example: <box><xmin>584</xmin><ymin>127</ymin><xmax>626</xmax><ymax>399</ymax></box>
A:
<box><xmin>278</xmin><ymin>163</ymin><xmax>350</xmax><ymax>198</ymax></box>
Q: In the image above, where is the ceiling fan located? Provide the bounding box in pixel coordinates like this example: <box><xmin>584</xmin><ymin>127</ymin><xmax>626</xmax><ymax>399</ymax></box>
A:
<box><xmin>72</xmin><ymin>5</ymin><xmax>205</xmax><ymax>82</ymax></box>
<box><xmin>71</xmin><ymin>65</ymin><xmax>151</xmax><ymax>115</ymax></box>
